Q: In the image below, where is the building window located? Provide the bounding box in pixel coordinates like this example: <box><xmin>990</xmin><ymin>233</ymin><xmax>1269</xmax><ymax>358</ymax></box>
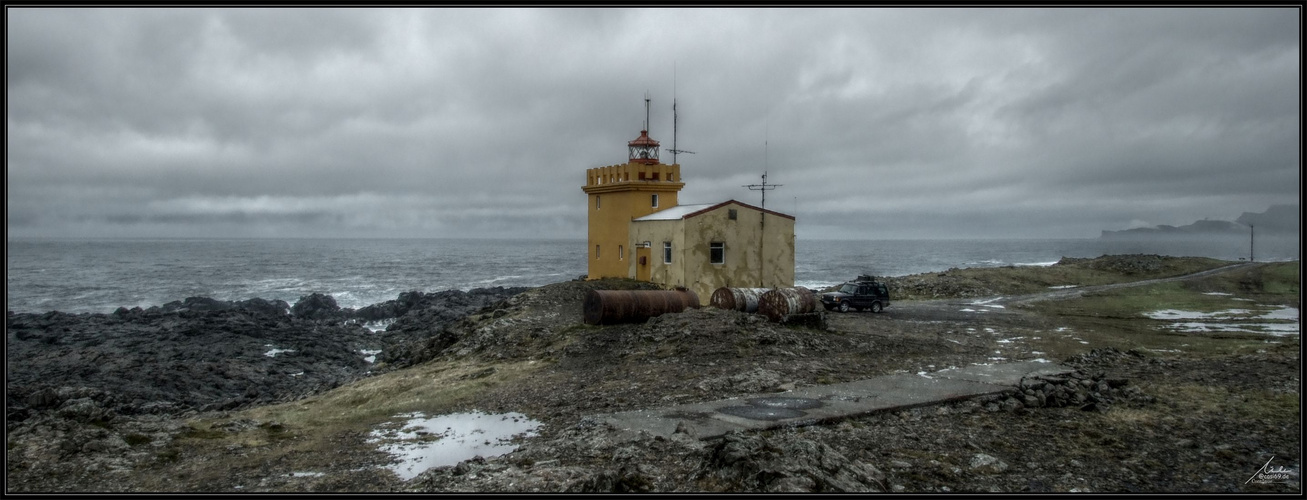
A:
<box><xmin>595</xmin><ymin>244</ymin><xmax>600</xmax><ymax>259</ymax></box>
<box><xmin>710</xmin><ymin>242</ymin><xmax>725</xmax><ymax>264</ymax></box>
<box><xmin>596</xmin><ymin>195</ymin><xmax>601</xmax><ymax>210</ymax></box>
<box><xmin>663</xmin><ymin>242</ymin><xmax>672</xmax><ymax>264</ymax></box>
<box><xmin>651</xmin><ymin>194</ymin><xmax>659</xmax><ymax>208</ymax></box>
<box><xmin>728</xmin><ymin>209</ymin><xmax>737</xmax><ymax>220</ymax></box>
<box><xmin>619</xmin><ymin>245</ymin><xmax>624</xmax><ymax>260</ymax></box>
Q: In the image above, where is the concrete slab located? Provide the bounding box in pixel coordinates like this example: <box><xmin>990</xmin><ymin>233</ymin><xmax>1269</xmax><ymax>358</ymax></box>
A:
<box><xmin>594</xmin><ymin>361</ymin><xmax>1073</xmax><ymax>441</ymax></box>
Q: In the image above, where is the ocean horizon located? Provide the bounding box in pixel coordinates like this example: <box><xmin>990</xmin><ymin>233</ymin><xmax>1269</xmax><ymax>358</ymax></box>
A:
<box><xmin>7</xmin><ymin>236</ymin><xmax>1299</xmax><ymax>315</ymax></box>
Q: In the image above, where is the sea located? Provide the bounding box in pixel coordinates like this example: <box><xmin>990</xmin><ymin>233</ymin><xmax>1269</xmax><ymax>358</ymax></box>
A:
<box><xmin>6</xmin><ymin>236</ymin><xmax>1300</xmax><ymax>315</ymax></box>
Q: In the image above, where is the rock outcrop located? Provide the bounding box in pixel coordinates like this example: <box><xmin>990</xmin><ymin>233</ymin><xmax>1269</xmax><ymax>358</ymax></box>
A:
<box><xmin>5</xmin><ymin>287</ymin><xmax>529</xmax><ymax>420</ymax></box>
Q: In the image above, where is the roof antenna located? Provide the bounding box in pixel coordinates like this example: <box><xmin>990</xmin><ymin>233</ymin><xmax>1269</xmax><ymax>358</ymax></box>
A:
<box><xmin>668</xmin><ymin>63</ymin><xmax>695</xmax><ymax>165</ymax></box>
<box><xmin>744</xmin><ymin>170</ymin><xmax>781</xmax><ymax>210</ymax></box>
<box><xmin>644</xmin><ymin>91</ymin><xmax>651</xmax><ymax>133</ymax></box>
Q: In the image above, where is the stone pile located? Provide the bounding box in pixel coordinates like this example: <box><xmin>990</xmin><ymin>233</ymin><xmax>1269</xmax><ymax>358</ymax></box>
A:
<box><xmin>986</xmin><ymin>367</ymin><xmax>1152</xmax><ymax>413</ymax></box>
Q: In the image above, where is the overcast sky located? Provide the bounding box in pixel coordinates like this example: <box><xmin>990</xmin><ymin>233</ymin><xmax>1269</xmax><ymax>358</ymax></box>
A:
<box><xmin>6</xmin><ymin>7</ymin><xmax>1300</xmax><ymax>240</ymax></box>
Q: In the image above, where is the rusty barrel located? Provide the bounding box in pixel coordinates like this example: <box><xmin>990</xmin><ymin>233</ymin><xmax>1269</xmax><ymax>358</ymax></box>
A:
<box><xmin>710</xmin><ymin>287</ymin><xmax>770</xmax><ymax>313</ymax></box>
<box><xmin>757</xmin><ymin>287</ymin><xmax>819</xmax><ymax>322</ymax></box>
<box><xmin>583</xmin><ymin>289</ymin><xmax>701</xmax><ymax>325</ymax></box>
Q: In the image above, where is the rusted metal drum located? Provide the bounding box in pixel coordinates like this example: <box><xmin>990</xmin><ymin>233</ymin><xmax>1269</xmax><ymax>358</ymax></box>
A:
<box><xmin>757</xmin><ymin>287</ymin><xmax>819</xmax><ymax>323</ymax></box>
<box><xmin>710</xmin><ymin>287</ymin><xmax>770</xmax><ymax>313</ymax></box>
<box><xmin>583</xmin><ymin>289</ymin><xmax>701</xmax><ymax>325</ymax></box>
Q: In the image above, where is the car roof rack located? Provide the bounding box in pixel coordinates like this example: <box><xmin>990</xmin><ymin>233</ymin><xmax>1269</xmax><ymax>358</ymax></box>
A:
<box><xmin>855</xmin><ymin>275</ymin><xmax>876</xmax><ymax>282</ymax></box>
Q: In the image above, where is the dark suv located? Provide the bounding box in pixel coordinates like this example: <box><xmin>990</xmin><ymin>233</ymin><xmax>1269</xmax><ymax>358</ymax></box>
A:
<box><xmin>821</xmin><ymin>275</ymin><xmax>891</xmax><ymax>313</ymax></box>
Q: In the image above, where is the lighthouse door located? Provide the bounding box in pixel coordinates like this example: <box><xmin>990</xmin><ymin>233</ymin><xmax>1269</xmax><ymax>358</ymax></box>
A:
<box><xmin>635</xmin><ymin>246</ymin><xmax>651</xmax><ymax>281</ymax></box>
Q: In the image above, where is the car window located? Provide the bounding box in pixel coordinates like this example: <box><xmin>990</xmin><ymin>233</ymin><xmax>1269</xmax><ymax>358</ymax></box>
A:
<box><xmin>839</xmin><ymin>284</ymin><xmax>858</xmax><ymax>294</ymax></box>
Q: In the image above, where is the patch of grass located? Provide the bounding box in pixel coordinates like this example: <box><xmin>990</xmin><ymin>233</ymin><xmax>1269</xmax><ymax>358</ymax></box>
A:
<box><xmin>1030</xmin><ymin>262</ymin><xmax>1299</xmax><ymax>323</ymax></box>
<box><xmin>155</xmin><ymin>448</ymin><xmax>181</xmax><ymax>463</ymax></box>
<box><xmin>1259</xmin><ymin>262</ymin><xmax>1301</xmax><ymax>296</ymax></box>
<box><xmin>123</xmin><ymin>433</ymin><xmax>153</xmax><ymax>446</ymax></box>
<box><xmin>134</xmin><ymin>358</ymin><xmax>547</xmax><ymax>489</ymax></box>
<box><xmin>1033</xmin><ymin>281</ymin><xmax>1233</xmax><ymax>319</ymax></box>
<box><xmin>890</xmin><ymin>256</ymin><xmax>1235</xmax><ymax>300</ymax></box>
<box><xmin>177</xmin><ymin>424</ymin><xmax>226</xmax><ymax>440</ymax></box>
<box><xmin>1159</xmin><ymin>383</ymin><xmax>1300</xmax><ymax>422</ymax></box>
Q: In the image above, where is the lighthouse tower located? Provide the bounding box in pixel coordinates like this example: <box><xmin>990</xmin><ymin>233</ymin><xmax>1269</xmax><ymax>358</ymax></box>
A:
<box><xmin>581</xmin><ymin>101</ymin><xmax>684</xmax><ymax>279</ymax></box>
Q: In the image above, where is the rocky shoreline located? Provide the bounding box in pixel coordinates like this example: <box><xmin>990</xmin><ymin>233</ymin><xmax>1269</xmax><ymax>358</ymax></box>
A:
<box><xmin>6</xmin><ymin>287</ymin><xmax>529</xmax><ymax>422</ymax></box>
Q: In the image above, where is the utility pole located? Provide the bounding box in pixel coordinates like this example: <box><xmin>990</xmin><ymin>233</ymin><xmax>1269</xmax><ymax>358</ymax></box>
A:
<box><xmin>1250</xmin><ymin>224</ymin><xmax>1255</xmax><ymax>262</ymax></box>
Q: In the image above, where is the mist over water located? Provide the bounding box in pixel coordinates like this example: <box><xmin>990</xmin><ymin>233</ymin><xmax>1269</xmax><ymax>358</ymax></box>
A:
<box><xmin>6</xmin><ymin>236</ymin><xmax>1298</xmax><ymax>314</ymax></box>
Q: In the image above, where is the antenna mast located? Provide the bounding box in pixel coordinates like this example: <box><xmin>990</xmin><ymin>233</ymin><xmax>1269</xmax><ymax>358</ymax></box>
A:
<box><xmin>668</xmin><ymin>65</ymin><xmax>695</xmax><ymax>165</ymax></box>
<box><xmin>643</xmin><ymin>91</ymin><xmax>651</xmax><ymax>133</ymax></box>
<box><xmin>744</xmin><ymin>170</ymin><xmax>781</xmax><ymax>210</ymax></box>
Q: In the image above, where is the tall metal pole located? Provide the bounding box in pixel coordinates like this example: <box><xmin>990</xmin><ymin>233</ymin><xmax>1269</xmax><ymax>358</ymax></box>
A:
<box><xmin>1250</xmin><ymin>224</ymin><xmax>1255</xmax><ymax>262</ymax></box>
<box><xmin>744</xmin><ymin>171</ymin><xmax>782</xmax><ymax>287</ymax></box>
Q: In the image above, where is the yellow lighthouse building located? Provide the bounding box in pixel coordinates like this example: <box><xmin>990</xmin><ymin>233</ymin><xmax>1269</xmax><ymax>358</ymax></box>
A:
<box><xmin>582</xmin><ymin>128</ymin><xmax>684</xmax><ymax>280</ymax></box>
<box><xmin>582</xmin><ymin>105</ymin><xmax>797</xmax><ymax>304</ymax></box>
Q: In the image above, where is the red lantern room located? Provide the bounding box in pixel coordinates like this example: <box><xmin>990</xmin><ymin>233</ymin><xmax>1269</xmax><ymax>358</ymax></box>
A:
<box><xmin>628</xmin><ymin>129</ymin><xmax>660</xmax><ymax>165</ymax></box>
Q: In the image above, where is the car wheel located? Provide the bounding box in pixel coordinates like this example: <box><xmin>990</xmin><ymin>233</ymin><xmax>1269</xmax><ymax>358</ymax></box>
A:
<box><xmin>871</xmin><ymin>302</ymin><xmax>883</xmax><ymax>313</ymax></box>
<box><xmin>838</xmin><ymin>302</ymin><xmax>849</xmax><ymax>313</ymax></box>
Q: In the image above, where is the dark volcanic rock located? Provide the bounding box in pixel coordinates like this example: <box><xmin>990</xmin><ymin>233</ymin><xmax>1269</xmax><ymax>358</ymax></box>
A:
<box><xmin>5</xmin><ymin>287</ymin><xmax>531</xmax><ymax>420</ymax></box>
<box><xmin>292</xmin><ymin>293</ymin><xmax>343</xmax><ymax>320</ymax></box>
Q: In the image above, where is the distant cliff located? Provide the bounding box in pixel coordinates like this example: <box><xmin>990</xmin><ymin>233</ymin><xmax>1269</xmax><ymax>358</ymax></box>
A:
<box><xmin>1101</xmin><ymin>204</ymin><xmax>1299</xmax><ymax>239</ymax></box>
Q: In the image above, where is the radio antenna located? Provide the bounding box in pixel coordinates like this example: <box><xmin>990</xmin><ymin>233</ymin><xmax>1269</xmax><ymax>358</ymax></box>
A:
<box><xmin>744</xmin><ymin>170</ymin><xmax>781</xmax><ymax>210</ymax></box>
<box><xmin>668</xmin><ymin>64</ymin><xmax>695</xmax><ymax>165</ymax></box>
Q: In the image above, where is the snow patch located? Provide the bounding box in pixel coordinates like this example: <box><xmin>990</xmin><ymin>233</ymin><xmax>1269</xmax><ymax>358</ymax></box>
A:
<box><xmin>370</xmin><ymin>411</ymin><xmax>542</xmax><ymax>481</ymax></box>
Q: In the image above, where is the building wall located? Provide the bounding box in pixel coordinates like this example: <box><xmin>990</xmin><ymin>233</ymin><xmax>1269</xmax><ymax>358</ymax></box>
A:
<box><xmin>630</xmin><ymin>202</ymin><xmax>795</xmax><ymax>305</ymax></box>
<box><xmin>628</xmin><ymin>218</ymin><xmax>686</xmax><ymax>288</ymax></box>
<box><xmin>582</xmin><ymin>162</ymin><xmax>683</xmax><ymax>279</ymax></box>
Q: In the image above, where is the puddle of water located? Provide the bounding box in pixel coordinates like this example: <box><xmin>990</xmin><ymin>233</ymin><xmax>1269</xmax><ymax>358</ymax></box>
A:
<box><xmin>1146</xmin><ymin>309</ymin><xmax>1252</xmax><ymax>320</ymax></box>
<box><xmin>1145</xmin><ymin>306</ymin><xmax>1300</xmax><ymax>336</ymax></box>
<box><xmin>370</xmin><ymin>411</ymin><xmax>542</xmax><ymax>481</ymax></box>
<box><xmin>1048</xmin><ymin>285</ymin><xmax>1078</xmax><ymax>289</ymax></box>
<box><xmin>1263</xmin><ymin>305</ymin><xmax>1299</xmax><ymax>321</ymax></box>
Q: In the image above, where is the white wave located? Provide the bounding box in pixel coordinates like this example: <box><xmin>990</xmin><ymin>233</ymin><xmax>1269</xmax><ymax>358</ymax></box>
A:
<box><xmin>1015</xmin><ymin>261</ymin><xmax>1059</xmax><ymax>267</ymax></box>
<box><xmin>364</xmin><ymin>318</ymin><xmax>396</xmax><ymax>333</ymax></box>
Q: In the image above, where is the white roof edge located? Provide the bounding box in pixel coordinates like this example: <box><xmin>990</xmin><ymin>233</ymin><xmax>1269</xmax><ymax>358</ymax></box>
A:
<box><xmin>633</xmin><ymin>203</ymin><xmax>717</xmax><ymax>221</ymax></box>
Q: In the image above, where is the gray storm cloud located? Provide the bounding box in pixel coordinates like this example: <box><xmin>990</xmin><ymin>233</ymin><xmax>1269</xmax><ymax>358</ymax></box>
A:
<box><xmin>6</xmin><ymin>7</ymin><xmax>1299</xmax><ymax>240</ymax></box>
